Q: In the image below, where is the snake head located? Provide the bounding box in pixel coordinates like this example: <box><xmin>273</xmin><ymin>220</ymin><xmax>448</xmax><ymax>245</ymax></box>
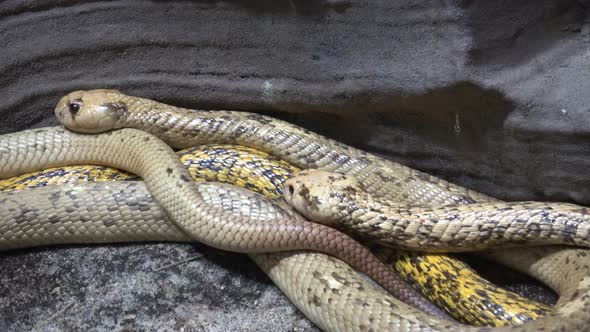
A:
<box><xmin>55</xmin><ymin>89</ymin><xmax>128</xmax><ymax>133</ymax></box>
<box><xmin>283</xmin><ymin>169</ymin><xmax>361</xmax><ymax>225</ymax></box>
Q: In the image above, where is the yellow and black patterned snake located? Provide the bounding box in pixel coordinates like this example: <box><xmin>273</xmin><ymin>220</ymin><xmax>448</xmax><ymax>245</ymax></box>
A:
<box><xmin>0</xmin><ymin>89</ymin><xmax>588</xmax><ymax>331</ymax></box>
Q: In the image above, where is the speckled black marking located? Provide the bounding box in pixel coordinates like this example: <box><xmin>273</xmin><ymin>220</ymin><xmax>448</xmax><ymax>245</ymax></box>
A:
<box><xmin>330</xmin><ymin>153</ymin><xmax>348</xmax><ymax>165</ymax></box>
<box><xmin>65</xmin><ymin>190</ymin><xmax>79</xmax><ymax>200</ymax></box>
<box><xmin>334</xmin><ymin>192</ymin><xmax>347</xmax><ymax>202</ymax></box>
<box><xmin>262</xmin><ymin>133</ymin><xmax>274</xmax><ymax>143</ymax></box>
<box><xmin>343</xmin><ymin>186</ymin><xmax>357</xmax><ymax>196</ymax></box>
<box><xmin>103</xmin><ymin>102</ymin><xmax>128</xmax><ymax>119</ymax></box>
<box><xmin>246</xmin><ymin>114</ymin><xmax>273</xmax><ymax>125</ymax></box>
<box><xmin>298</xmin><ymin>185</ymin><xmax>322</xmax><ymax>212</ymax></box>
<box><xmin>385</xmin><ymin>300</ymin><xmax>398</xmax><ymax>310</ymax></box>
<box><xmin>232</xmin><ymin>126</ymin><xmax>248</xmax><ymax>138</ymax></box>
<box><xmin>374</xmin><ymin>171</ymin><xmax>396</xmax><ymax>183</ymax></box>
<box><xmin>310</xmin><ymin>295</ymin><xmax>321</xmax><ymax>306</ymax></box>
<box><xmin>331</xmin><ymin>272</ymin><xmax>351</xmax><ymax>286</ymax></box>
<box><xmin>180</xmin><ymin>175</ymin><xmax>190</xmax><ymax>182</ymax></box>
<box><xmin>166</xmin><ymin>168</ymin><xmax>173</xmax><ymax>174</ymax></box>
<box><xmin>298</xmin><ymin>186</ymin><xmax>310</xmax><ymax>200</ymax></box>
<box><xmin>561</xmin><ymin>217</ymin><xmax>581</xmax><ymax>244</ymax></box>
<box><xmin>48</xmin><ymin>215</ymin><xmax>61</xmax><ymax>224</ymax></box>
<box><xmin>49</xmin><ymin>191</ymin><xmax>61</xmax><ymax>203</ymax></box>
<box><xmin>14</xmin><ymin>207</ymin><xmax>38</xmax><ymax>224</ymax></box>
<box><xmin>199</xmin><ymin>117</ymin><xmax>224</xmax><ymax>134</ymax></box>
<box><xmin>103</xmin><ymin>219</ymin><xmax>116</xmax><ymax>227</ymax></box>
<box><xmin>452</xmin><ymin>195</ymin><xmax>476</xmax><ymax>204</ymax></box>
<box><xmin>138</xmin><ymin>204</ymin><xmax>151</xmax><ymax>212</ymax></box>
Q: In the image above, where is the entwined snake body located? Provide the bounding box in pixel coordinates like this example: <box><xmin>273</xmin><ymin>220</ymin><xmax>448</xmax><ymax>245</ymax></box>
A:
<box><xmin>284</xmin><ymin>170</ymin><xmax>590</xmax><ymax>252</ymax></box>
<box><xmin>1</xmin><ymin>89</ymin><xmax>589</xmax><ymax>331</ymax></box>
<box><xmin>0</xmin><ymin>145</ymin><xmax>552</xmax><ymax>326</ymax></box>
<box><xmin>0</xmin><ymin>125</ymin><xmax>450</xmax><ymax>319</ymax></box>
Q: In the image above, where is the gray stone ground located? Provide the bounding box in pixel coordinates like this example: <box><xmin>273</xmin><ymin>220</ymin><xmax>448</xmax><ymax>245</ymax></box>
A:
<box><xmin>0</xmin><ymin>0</ymin><xmax>587</xmax><ymax>330</ymax></box>
<box><xmin>0</xmin><ymin>244</ymin><xmax>317</xmax><ymax>331</ymax></box>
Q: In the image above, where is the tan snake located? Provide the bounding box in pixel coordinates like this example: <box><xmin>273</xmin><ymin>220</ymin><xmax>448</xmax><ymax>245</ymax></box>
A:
<box><xmin>2</xmin><ymin>179</ymin><xmax>588</xmax><ymax>331</ymax></box>
<box><xmin>1</xmin><ymin>89</ymin><xmax>588</xmax><ymax>330</ymax></box>
<box><xmin>0</xmin><ymin>125</ymin><xmax>448</xmax><ymax>320</ymax></box>
<box><xmin>53</xmin><ymin>89</ymin><xmax>590</xmax><ymax>331</ymax></box>
<box><xmin>284</xmin><ymin>170</ymin><xmax>590</xmax><ymax>252</ymax></box>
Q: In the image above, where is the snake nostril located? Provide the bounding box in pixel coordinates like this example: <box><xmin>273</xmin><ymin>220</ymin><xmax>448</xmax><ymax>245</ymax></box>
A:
<box><xmin>287</xmin><ymin>184</ymin><xmax>294</xmax><ymax>196</ymax></box>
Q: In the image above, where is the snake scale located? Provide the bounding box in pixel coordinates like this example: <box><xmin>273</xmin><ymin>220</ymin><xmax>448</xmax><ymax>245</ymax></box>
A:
<box><xmin>0</xmin><ymin>126</ymin><xmax>451</xmax><ymax>319</ymax></box>
<box><xmin>0</xmin><ymin>89</ymin><xmax>588</xmax><ymax>330</ymax></box>
<box><xmin>0</xmin><ymin>145</ymin><xmax>551</xmax><ymax>326</ymax></box>
<box><xmin>284</xmin><ymin>170</ymin><xmax>590</xmax><ymax>252</ymax></box>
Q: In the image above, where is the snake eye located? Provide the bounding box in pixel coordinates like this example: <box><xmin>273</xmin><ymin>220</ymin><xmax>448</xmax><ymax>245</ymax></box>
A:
<box><xmin>68</xmin><ymin>102</ymin><xmax>81</xmax><ymax>115</ymax></box>
<box><xmin>287</xmin><ymin>185</ymin><xmax>294</xmax><ymax>195</ymax></box>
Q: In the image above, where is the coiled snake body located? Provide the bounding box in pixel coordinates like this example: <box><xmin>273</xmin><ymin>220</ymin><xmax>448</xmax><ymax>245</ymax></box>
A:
<box><xmin>284</xmin><ymin>170</ymin><xmax>590</xmax><ymax>252</ymax></box>
<box><xmin>0</xmin><ymin>126</ymin><xmax>448</xmax><ymax>319</ymax></box>
<box><xmin>1</xmin><ymin>89</ymin><xmax>589</xmax><ymax>331</ymax></box>
<box><xmin>0</xmin><ymin>144</ymin><xmax>551</xmax><ymax>326</ymax></box>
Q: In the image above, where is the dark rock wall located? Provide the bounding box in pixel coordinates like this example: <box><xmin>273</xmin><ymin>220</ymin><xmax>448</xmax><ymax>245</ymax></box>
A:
<box><xmin>0</xmin><ymin>1</ymin><xmax>587</xmax><ymax>330</ymax></box>
<box><xmin>2</xmin><ymin>0</ymin><xmax>589</xmax><ymax>203</ymax></box>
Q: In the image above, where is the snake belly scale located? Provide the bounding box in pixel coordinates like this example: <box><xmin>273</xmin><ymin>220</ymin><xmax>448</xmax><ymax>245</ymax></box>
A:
<box><xmin>0</xmin><ymin>144</ymin><xmax>551</xmax><ymax>326</ymax></box>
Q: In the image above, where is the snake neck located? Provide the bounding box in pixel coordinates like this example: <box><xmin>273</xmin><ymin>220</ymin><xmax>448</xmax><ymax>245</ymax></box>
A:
<box><xmin>114</xmin><ymin>94</ymin><xmax>482</xmax><ymax>206</ymax></box>
<box><xmin>334</xmin><ymin>194</ymin><xmax>590</xmax><ymax>251</ymax></box>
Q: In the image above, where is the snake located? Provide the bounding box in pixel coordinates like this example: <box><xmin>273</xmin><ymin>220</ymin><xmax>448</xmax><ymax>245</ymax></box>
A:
<box><xmin>1</xmin><ymin>89</ymin><xmax>588</xmax><ymax>330</ymax></box>
<box><xmin>0</xmin><ymin>125</ymin><xmax>449</xmax><ymax>320</ymax></box>
<box><xmin>283</xmin><ymin>170</ymin><xmax>590</xmax><ymax>252</ymax></box>
<box><xmin>0</xmin><ymin>145</ymin><xmax>551</xmax><ymax>326</ymax></box>
<box><xmin>52</xmin><ymin>89</ymin><xmax>590</xmax><ymax>330</ymax></box>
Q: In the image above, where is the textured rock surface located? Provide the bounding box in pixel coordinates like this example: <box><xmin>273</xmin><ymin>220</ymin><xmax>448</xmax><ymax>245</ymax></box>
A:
<box><xmin>0</xmin><ymin>244</ymin><xmax>316</xmax><ymax>331</ymax></box>
<box><xmin>0</xmin><ymin>245</ymin><xmax>555</xmax><ymax>332</ymax></box>
<box><xmin>0</xmin><ymin>0</ymin><xmax>586</xmax><ymax>330</ymax></box>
